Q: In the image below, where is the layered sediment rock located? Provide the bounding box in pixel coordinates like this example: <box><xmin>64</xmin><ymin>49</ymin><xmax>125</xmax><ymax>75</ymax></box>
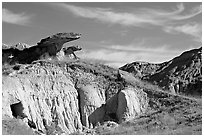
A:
<box><xmin>2</xmin><ymin>64</ymin><xmax>82</xmax><ymax>134</ymax></box>
<box><xmin>2</xmin><ymin>61</ymin><xmax>148</xmax><ymax>134</ymax></box>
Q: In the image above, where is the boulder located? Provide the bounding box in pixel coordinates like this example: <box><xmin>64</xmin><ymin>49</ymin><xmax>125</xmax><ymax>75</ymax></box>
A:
<box><xmin>77</xmin><ymin>85</ymin><xmax>106</xmax><ymax>128</ymax></box>
<box><xmin>117</xmin><ymin>87</ymin><xmax>148</xmax><ymax>123</ymax></box>
<box><xmin>104</xmin><ymin>86</ymin><xmax>148</xmax><ymax>123</ymax></box>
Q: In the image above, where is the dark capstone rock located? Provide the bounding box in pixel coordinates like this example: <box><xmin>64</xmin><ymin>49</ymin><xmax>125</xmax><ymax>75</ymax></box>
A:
<box><xmin>2</xmin><ymin>32</ymin><xmax>81</xmax><ymax>64</ymax></box>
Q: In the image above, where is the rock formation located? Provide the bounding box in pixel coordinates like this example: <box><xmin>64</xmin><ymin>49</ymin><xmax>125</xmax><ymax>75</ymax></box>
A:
<box><xmin>2</xmin><ymin>43</ymin><xmax>31</xmax><ymax>50</ymax></box>
<box><xmin>2</xmin><ymin>32</ymin><xmax>81</xmax><ymax>64</ymax></box>
<box><xmin>117</xmin><ymin>87</ymin><xmax>148</xmax><ymax>123</ymax></box>
<box><xmin>77</xmin><ymin>85</ymin><xmax>106</xmax><ymax>128</ymax></box>
<box><xmin>2</xmin><ymin>32</ymin><xmax>149</xmax><ymax>135</ymax></box>
<box><xmin>120</xmin><ymin>61</ymin><xmax>162</xmax><ymax>79</ymax></box>
<box><xmin>13</xmin><ymin>43</ymin><xmax>31</xmax><ymax>50</ymax></box>
<box><xmin>63</xmin><ymin>45</ymin><xmax>82</xmax><ymax>59</ymax></box>
<box><xmin>2</xmin><ymin>43</ymin><xmax>10</xmax><ymax>49</ymax></box>
<box><xmin>2</xmin><ymin>59</ymin><xmax>148</xmax><ymax>135</ymax></box>
<box><xmin>56</xmin><ymin>45</ymin><xmax>82</xmax><ymax>60</ymax></box>
<box><xmin>120</xmin><ymin>47</ymin><xmax>202</xmax><ymax>96</ymax></box>
<box><xmin>2</xmin><ymin>65</ymin><xmax>83</xmax><ymax>134</ymax></box>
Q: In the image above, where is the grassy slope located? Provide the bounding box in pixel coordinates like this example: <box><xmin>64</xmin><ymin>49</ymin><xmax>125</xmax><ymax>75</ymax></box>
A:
<box><xmin>64</xmin><ymin>59</ymin><xmax>202</xmax><ymax>135</ymax></box>
<box><xmin>95</xmin><ymin>82</ymin><xmax>202</xmax><ymax>135</ymax></box>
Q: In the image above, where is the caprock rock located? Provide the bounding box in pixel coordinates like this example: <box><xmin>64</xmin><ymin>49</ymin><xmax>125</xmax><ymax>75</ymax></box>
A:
<box><xmin>120</xmin><ymin>47</ymin><xmax>202</xmax><ymax>96</ymax></box>
<box><xmin>2</xmin><ymin>32</ymin><xmax>81</xmax><ymax>65</ymax></box>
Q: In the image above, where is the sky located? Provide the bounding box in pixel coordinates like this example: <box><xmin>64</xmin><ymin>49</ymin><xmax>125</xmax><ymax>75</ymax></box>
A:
<box><xmin>2</xmin><ymin>2</ymin><xmax>202</xmax><ymax>67</ymax></box>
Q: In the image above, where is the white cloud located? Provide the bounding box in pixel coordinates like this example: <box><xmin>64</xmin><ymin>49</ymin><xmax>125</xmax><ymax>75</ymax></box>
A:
<box><xmin>170</xmin><ymin>4</ymin><xmax>201</xmax><ymax>20</ymax></box>
<box><xmin>80</xmin><ymin>49</ymin><xmax>133</xmax><ymax>63</ymax></box>
<box><xmin>108</xmin><ymin>44</ymin><xmax>178</xmax><ymax>54</ymax></box>
<box><xmin>78</xmin><ymin>44</ymin><xmax>180</xmax><ymax>68</ymax></box>
<box><xmin>164</xmin><ymin>23</ymin><xmax>202</xmax><ymax>42</ymax></box>
<box><xmin>54</xmin><ymin>3</ymin><xmax>201</xmax><ymax>27</ymax></box>
<box><xmin>2</xmin><ymin>8</ymin><xmax>32</xmax><ymax>25</ymax></box>
<box><xmin>54</xmin><ymin>4</ymin><xmax>155</xmax><ymax>27</ymax></box>
<box><xmin>139</xmin><ymin>3</ymin><xmax>201</xmax><ymax>21</ymax></box>
<box><xmin>50</xmin><ymin>3</ymin><xmax>201</xmax><ymax>42</ymax></box>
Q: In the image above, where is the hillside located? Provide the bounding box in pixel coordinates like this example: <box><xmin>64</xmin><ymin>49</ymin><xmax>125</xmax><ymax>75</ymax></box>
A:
<box><xmin>2</xmin><ymin>32</ymin><xmax>202</xmax><ymax>135</ymax></box>
<box><xmin>2</xmin><ymin>59</ymin><xmax>202</xmax><ymax>135</ymax></box>
<box><xmin>94</xmin><ymin>84</ymin><xmax>202</xmax><ymax>135</ymax></box>
<box><xmin>120</xmin><ymin>47</ymin><xmax>202</xmax><ymax>96</ymax></box>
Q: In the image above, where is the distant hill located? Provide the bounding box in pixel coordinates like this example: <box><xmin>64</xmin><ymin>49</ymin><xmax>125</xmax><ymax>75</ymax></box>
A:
<box><xmin>2</xmin><ymin>43</ymin><xmax>9</xmax><ymax>49</ymax></box>
<box><xmin>2</xmin><ymin>43</ymin><xmax>31</xmax><ymax>50</ymax></box>
<box><xmin>12</xmin><ymin>43</ymin><xmax>31</xmax><ymax>50</ymax></box>
<box><xmin>120</xmin><ymin>47</ymin><xmax>202</xmax><ymax>96</ymax></box>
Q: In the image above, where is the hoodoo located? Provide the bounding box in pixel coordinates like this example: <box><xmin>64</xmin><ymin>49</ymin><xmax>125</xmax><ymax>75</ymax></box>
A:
<box><xmin>2</xmin><ymin>32</ymin><xmax>81</xmax><ymax>64</ymax></box>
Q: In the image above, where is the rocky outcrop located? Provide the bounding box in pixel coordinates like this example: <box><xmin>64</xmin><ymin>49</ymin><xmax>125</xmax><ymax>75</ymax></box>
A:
<box><xmin>56</xmin><ymin>46</ymin><xmax>82</xmax><ymax>60</ymax></box>
<box><xmin>2</xmin><ymin>60</ymin><xmax>148</xmax><ymax>134</ymax></box>
<box><xmin>152</xmin><ymin>47</ymin><xmax>202</xmax><ymax>96</ymax></box>
<box><xmin>120</xmin><ymin>47</ymin><xmax>202</xmax><ymax>96</ymax></box>
<box><xmin>2</xmin><ymin>43</ymin><xmax>10</xmax><ymax>49</ymax></box>
<box><xmin>37</xmin><ymin>32</ymin><xmax>81</xmax><ymax>46</ymax></box>
<box><xmin>78</xmin><ymin>85</ymin><xmax>106</xmax><ymax>128</ymax></box>
<box><xmin>2</xmin><ymin>43</ymin><xmax>31</xmax><ymax>50</ymax></box>
<box><xmin>120</xmin><ymin>61</ymin><xmax>162</xmax><ymax>79</ymax></box>
<box><xmin>117</xmin><ymin>87</ymin><xmax>148</xmax><ymax>123</ymax></box>
<box><xmin>2</xmin><ymin>32</ymin><xmax>81</xmax><ymax>64</ymax></box>
<box><xmin>2</xmin><ymin>64</ymin><xmax>82</xmax><ymax>134</ymax></box>
<box><xmin>13</xmin><ymin>43</ymin><xmax>31</xmax><ymax>50</ymax></box>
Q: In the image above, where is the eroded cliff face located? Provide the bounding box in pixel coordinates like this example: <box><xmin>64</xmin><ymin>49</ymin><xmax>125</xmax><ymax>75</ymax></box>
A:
<box><xmin>2</xmin><ymin>60</ymin><xmax>148</xmax><ymax>135</ymax></box>
<box><xmin>120</xmin><ymin>47</ymin><xmax>202</xmax><ymax>96</ymax></box>
<box><xmin>2</xmin><ymin>62</ymin><xmax>82</xmax><ymax>134</ymax></box>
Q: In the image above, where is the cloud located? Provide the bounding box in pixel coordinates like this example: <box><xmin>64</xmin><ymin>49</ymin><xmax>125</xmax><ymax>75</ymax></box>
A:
<box><xmin>2</xmin><ymin>8</ymin><xmax>33</xmax><ymax>25</ymax></box>
<box><xmin>78</xmin><ymin>44</ymin><xmax>180</xmax><ymax>68</ymax></box>
<box><xmin>54</xmin><ymin>3</ymin><xmax>201</xmax><ymax>27</ymax></box>
<box><xmin>164</xmin><ymin>23</ymin><xmax>202</xmax><ymax>42</ymax></box>
<box><xmin>54</xmin><ymin>4</ymin><xmax>154</xmax><ymax>27</ymax></box>
<box><xmin>138</xmin><ymin>3</ymin><xmax>201</xmax><ymax>21</ymax></box>
<box><xmin>107</xmin><ymin>44</ymin><xmax>178</xmax><ymax>54</ymax></box>
<box><xmin>50</xmin><ymin>3</ymin><xmax>201</xmax><ymax>42</ymax></box>
<box><xmin>170</xmin><ymin>4</ymin><xmax>202</xmax><ymax>20</ymax></box>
